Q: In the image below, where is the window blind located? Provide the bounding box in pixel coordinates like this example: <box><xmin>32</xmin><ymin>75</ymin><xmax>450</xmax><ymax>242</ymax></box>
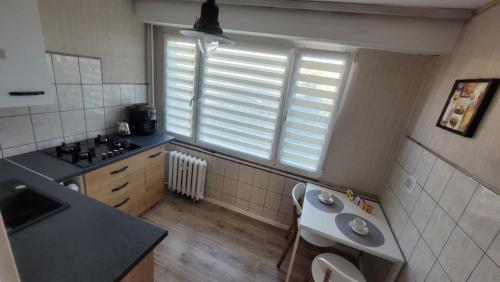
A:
<box><xmin>164</xmin><ymin>39</ymin><xmax>197</xmax><ymax>138</ymax></box>
<box><xmin>198</xmin><ymin>45</ymin><xmax>289</xmax><ymax>160</ymax></box>
<box><xmin>278</xmin><ymin>52</ymin><xmax>350</xmax><ymax>173</ymax></box>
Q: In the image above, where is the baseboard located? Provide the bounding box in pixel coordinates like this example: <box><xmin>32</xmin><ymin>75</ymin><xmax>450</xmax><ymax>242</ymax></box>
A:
<box><xmin>203</xmin><ymin>197</ymin><xmax>289</xmax><ymax>230</ymax></box>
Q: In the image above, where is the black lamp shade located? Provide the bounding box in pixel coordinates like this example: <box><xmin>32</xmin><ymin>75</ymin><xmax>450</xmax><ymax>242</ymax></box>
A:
<box><xmin>180</xmin><ymin>0</ymin><xmax>232</xmax><ymax>44</ymax></box>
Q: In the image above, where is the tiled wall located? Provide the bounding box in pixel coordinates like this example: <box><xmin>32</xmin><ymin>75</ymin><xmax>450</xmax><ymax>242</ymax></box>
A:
<box><xmin>381</xmin><ymin>137</ymin><xmax>500</xmax><ymax>282</ymax></box>
<box><xmin>166</xmin><ymin>142</ymin><xmax>310</xmax><ymax>228</ymax></box>
<box><xmin>0</xmin><ymin>53</ymin><xmax>147</xmax><ymax>158</ymax></box>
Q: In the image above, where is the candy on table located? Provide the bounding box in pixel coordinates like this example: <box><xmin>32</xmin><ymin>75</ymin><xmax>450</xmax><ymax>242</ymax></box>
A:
<box><xmin>345</xmin><ymin>189</ymin><xmax>374</xmax><ymax>214</ymax></box>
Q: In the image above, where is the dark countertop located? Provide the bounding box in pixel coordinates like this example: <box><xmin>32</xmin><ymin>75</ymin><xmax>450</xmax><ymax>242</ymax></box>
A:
<box><xmin>7</xmin><ymin>132</ymin><xmax>175</xmax><ymax>182</ymax></box>
<box><xmin>0</xmin><ymin>160</ymin><xmax>167</xmax><ymax>282</ymax></box>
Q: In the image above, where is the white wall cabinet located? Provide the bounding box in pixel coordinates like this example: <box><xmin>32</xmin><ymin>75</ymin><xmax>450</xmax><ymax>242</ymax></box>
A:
<box><xmin>0</xmin><ymin>0</ymin><xmax>54</xmax><ymax>108</ymax></box>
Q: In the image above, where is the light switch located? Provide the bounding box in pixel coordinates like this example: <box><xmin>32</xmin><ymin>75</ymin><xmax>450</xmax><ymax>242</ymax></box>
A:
<box><xmin>0</xmin><ymin>49</ymin><xmax>5</xmax><ymax>59</ymax></box>
<box><xmin>404</xmin><ymin>175</ymin><xmax>416</xmax><ymax>193</ymax></box>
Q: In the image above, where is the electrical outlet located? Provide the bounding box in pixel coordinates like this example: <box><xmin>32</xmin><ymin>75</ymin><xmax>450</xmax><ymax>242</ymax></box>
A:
<box><xmin>404</xmin><ymin>175</ymin><xmax>416</xmax><ymax>193</ymax></box>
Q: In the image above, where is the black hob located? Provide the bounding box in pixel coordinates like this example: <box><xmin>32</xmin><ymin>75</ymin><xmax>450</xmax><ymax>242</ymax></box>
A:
<box><xmin>44</xmin><ymin>135</ymin><xmax>141</xmax><ymax>168</ymax></box>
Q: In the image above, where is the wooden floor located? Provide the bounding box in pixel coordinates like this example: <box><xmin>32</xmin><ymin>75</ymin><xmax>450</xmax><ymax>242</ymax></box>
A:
<box><xmin>141</xmin><ymin>195</ymin><xmax>321</xmax><ymax>282</ymax></box>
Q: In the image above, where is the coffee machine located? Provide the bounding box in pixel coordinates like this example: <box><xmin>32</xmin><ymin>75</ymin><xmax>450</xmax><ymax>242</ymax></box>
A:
<box><xmin>125</xmin><ymin>104</ymin><xmax>157</xmax><ymax>135</ymax></box>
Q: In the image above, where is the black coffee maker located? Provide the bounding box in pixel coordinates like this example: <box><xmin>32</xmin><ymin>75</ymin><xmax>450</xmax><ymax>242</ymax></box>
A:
<box><xmin>125</xmin><ymin>104</ymin><xmax>157</xmax><ymax>135</ymax></box>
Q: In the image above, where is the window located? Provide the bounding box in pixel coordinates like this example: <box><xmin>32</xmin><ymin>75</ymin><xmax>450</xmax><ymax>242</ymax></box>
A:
<box><xmin>164</xmin><ymin>39</ymin><xmax>197</xmax><ymax>138</ymax></box>
<box><xmin>198</xmin><ymin>45</ymin><xmax>290</xmax><ymax>160</ymax></box>
<box><xmin>164</xmin><ymin>36</ymin><xmax>351</xmax><ymax>177</ymax></box>
<box><xmin>278</xmin><ymin>51</ymin><xmax>350</xmax><ymax>174</ymax></box>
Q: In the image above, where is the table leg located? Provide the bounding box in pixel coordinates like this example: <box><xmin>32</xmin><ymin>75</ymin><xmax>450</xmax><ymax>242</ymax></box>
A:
<box><xmin>285</xmin><ymin>230</ymin><xmax>301</xmax><ymax>282</ymax></box>
<box><xmin>386</xmin><ymin>261</ymin><xmax>404</xmax><ymax>282</ymax></box>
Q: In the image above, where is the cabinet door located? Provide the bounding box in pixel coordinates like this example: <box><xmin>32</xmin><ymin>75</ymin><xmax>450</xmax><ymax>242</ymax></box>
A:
<box><xmin>144</xmin><ymin>146</ymin><xmax>165</xmax><ymax>209</ymax></box>
<box><xmin>0</xmin><ymin>0</ymin><xmax>54</xmax><ymax>108</ymax></box>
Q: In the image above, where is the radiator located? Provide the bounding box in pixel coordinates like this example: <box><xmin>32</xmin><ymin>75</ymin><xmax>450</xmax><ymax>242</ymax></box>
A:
<box><xmin>168</xmin><ymin>150</ymin><xmax>207</xmax><ymax>201</ymax></box>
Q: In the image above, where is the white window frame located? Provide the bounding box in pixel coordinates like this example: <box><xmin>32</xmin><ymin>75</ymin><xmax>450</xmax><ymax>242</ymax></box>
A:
<box><xmin>163</xmin><ymin>33</ymin><xmax>353</xmax><ymax>178</ymax></box>
<box><xmin>275</xmin><ymin>49</ymin><xmax>353</xmax><ymax>178</ymax></box>
<box><xmin>163</xmin><ymin>34</ymin><xmax>201</xmax><ymax>144</ymax></box>
<box><xmin>194</xmin><ymin>43</ymin><xmax>294</xmax><ymax>166</ymax></box>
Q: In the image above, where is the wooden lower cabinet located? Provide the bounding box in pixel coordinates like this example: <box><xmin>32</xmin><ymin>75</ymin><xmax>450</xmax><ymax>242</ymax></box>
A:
<box><xmin>83</xmin><ymin>145</ymin><xmax>166</xmax><ymax>216</ymax></box>
<box><xmin>121</xmin><ymin>251</ymin><xmax>154</xmax><ymax>282</ymax></box>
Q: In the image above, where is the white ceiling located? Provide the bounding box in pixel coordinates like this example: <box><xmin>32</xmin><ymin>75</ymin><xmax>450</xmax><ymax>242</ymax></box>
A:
<box><xmin>307</xmin><ymin>0</ymin><xmax>492</xmax><ymax>9</ymax></box>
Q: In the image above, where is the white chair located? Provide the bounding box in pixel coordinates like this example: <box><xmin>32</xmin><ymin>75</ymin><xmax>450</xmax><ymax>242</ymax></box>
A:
<box><xmin>311</xmin><ymin>253</ymin><xmax>366</xmax><ymax>282</ymax></box>
<box><xmin>277</xmin><ymin>183</ymin><xmax>337</xmax><ymax>269</ymax></box>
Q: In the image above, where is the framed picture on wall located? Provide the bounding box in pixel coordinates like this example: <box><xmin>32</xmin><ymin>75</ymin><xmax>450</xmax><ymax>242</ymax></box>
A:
<box><xmin>436</xmin><ymin>78</ymin><xmax>500</xmax><ymax>137</ymax></box>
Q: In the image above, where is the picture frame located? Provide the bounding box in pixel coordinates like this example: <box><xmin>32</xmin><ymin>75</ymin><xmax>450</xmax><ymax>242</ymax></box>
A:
<box><xmin>436</xmin><ymin>78</ymin><xmax>500</xmax><ymax>137</ymax></box>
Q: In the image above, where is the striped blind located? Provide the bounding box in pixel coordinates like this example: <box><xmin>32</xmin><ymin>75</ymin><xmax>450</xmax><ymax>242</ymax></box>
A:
<box><xmin>278</xmin><ymin>52</ymin><xmax>350</xmax><ymax>173</ymax></box>
<box><xmin>164</xmin><ymin>39</ymin><xmax>197</xmax><ymax>138</ymax></box>
<box><xmin>198</xmin><ymin>45</ymin><xmax>289</xmax><ymax>160</ymax></box>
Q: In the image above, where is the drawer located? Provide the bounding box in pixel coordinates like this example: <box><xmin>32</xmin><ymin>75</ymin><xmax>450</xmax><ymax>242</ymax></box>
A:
<box><xmin>111</xmin><ymin>182</ymin><xmax>146</xmax><ymax>216</ymax></box>
<box><xmin>84</xmin><ymin>153</ymin><xmax>145</xmax><ymax>188</ymax></box>
<box><xmin>86</xmin><ymin>169</ymin><xmax>145</xmax><ymax>202</ymax></box>
<box><xmin>144</xmin><ymin>146</ymin><xmax>165</xmax><ymax>168</ymax></box>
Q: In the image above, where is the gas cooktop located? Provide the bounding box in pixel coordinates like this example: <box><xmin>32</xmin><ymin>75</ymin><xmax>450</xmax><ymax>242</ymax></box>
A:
<box><xmin>44</xmin><ymin>135</ymin><xmax>141</xmax><ymax>168</ymax></box>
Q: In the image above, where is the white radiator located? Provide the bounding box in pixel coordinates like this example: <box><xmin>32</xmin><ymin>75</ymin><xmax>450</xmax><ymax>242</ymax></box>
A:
<box><xmin>168</xmin><ymin>150</ymin><xmax>207</xmax><ymax>201</ymax></box>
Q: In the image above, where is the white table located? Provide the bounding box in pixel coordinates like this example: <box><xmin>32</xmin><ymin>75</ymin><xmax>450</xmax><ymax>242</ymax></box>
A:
<box><xmin>285</xmin><ymin>183</ymin><xmax>404</xmax><ymax>282</ymax></box>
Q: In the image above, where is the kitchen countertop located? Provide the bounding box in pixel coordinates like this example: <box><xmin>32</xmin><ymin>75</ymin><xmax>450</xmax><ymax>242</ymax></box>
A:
<box><xmin>0</xmin><ymin>160</ymin><xmax>167</xmax><ymax>282</ymax></box>
<box><xmin>7</xmin><ymin>132</ymin><xmax>175</xmax><ymax>182</ymax></box>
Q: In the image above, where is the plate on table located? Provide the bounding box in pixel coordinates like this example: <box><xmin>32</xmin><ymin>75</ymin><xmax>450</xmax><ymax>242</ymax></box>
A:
<box><xmin>348</xmin><ymin>220</ymin><xmax>369</xmax><ymax>236</ymax></box>
<box><xmin>318</xmin><ymin>194</ymin><xmax>335</xmax><ymax>205</ymax></box>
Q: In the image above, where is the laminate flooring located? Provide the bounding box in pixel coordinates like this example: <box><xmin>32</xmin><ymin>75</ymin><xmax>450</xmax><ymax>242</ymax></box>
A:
<box><xmin>141</xmin><ymin>195</ymin><xmax>322</xmax><ymax>282</ymax></box>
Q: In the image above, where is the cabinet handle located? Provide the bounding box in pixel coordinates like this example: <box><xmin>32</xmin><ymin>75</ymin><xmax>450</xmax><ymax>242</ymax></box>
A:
<box><xmin>110</xmin><ymin>166</ymin><xmax>128</xmax><ymax>175</ymax></box>
<box><xmin>149</xmin><ymin>152</ymin><xmax>161</xmax><ymax>158</ymax></box>
<box><xmin>113</xmin><ymin>197</ymin><xmax>130</xmax><ymax>208</ymax></box>
<box><xmin>111</xmin><ymin>182</ymin><xmax>129</xmax><ymax>192</ymax></box>
<box><xmin>9</xmin><ymin>91</ymin><xmax>45</xmax><ymax>96</ymax></box>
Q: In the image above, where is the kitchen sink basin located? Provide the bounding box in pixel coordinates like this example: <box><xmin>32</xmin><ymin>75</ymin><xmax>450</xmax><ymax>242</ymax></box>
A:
<box><xmin>0</xmin><ymin>179</ymin><xmax>69</xmax><ymax>234</ymax></box>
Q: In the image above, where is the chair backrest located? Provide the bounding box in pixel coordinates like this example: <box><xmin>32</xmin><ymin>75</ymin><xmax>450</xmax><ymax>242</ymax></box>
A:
<box><xmin>291</xmin><ymin>183</ymin><xmax>306</xmax><ymax>216</ymax></box>
<box><xmin>318</xmin><ymin>257</ymin><xmax>360</xmax><ymax>282</ymax></box>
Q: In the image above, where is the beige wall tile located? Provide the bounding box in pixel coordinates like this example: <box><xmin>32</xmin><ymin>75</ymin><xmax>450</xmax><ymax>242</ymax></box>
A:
<box><xmin>236</xmin><ymin>182</ymin><xmax>252</xmax><ymax>201</ymax></box>
<box><xmin>253</xmin><ymin>169</ymin><xmax>270</xmax><ymax>188</ymax></box>
<box><xmin>211</xmin><ymin>173</ymin><xmax>224</xmax><ymax>191</ymax></box>
<box><xmin>438</xmin><ymin>227</ymin><xmax>483</xmax><ymax>281</ymax></box>
<box><xmin>238</xmin><ymin>165</ymin><xmax>254</xmax><ymax>184</ymax></box>
<box><xmin>487</xmin><ymin>233</ymin><xmax>500</xmax><ymax>266</ymax></box>
<box><xmin>438</xmin><ymin>170</ymin><xmax>478</xmax><ymax>221</ymax></box>
<box><xmin>224</xmin><ymin>161</ymin><xmax>240</xmax><ymax>179</ymax></box>
<box><xmin>458</xmin><ymin>185</ymin><xmax>500</xmax><ymax>251</ymax></box>
<box><xmin>250</xmin><ymin>186</ymin><xmax>266</xmax><ymax>205</ymax></box>
<box><xmin>410</xmin><ymin>190</ymin><xmax>436</xmax><ymax>233</ymax></box>
<box><xmin>399</xmin><ymin>219</ymin><xmax>420</xmax><ymax>260</ymax></box>
<box><xmin>408</xmin><ymin>238</ymin><xmax>435</xmax><ymax>282</ymax></box>
<box><xmin>223</xmin><ymin>177</ymin><xmax>237</xmax><ymax>196</ymax></box>
<box><xmin>279</xmin><ymin>196</ymin><xmax>293</xmax><ymax>215</ymax></box>
<box><xmin>264</xmin><ymin>191</ymin><xmax>281</xmax><ymax>210</ymax></box>
<box><xmin>263</xmin><ymin>207</ymin><xmax>278</xmax><ymax>221</ymax></box>
<box><xmin>425</xmin><ymin>262</ymin><xmax>450</xmax><ymax>282</ymax></box>
<box><xmin>413</xmin><ymin>149</ymin><xmax>436</xmax><ymax>187</ymax></box>
<box><xmin>384</xmin><ymin>188</ymin><xmax>409</xmax><ymax>239</ymax></box>
<box><xmin>268</xmin><ymin>174</ymin><xmax>285</xmax><ymax>194</ymax></box>
<box><xmin>212</xmin><ymin>157</ymin><xmax>226</xmax><ymax>175</ymax></box>
<box><xmin>222</xmin><ymin>194</ymin><xmax>236</xmax><ymax>205</ymax></box>
<box><xmin>422</xmin><ymin>205</ymin><xmax>455</xmax><ymax>256</ymax></box>
<box><xmin>468</xmin><ymin>255</ymin><xmax>500</xmax><ymax>282</ymax></box>
<box><xmin>249</xmin><ymin>203</ymin><xmax>263</xmax><ymax>215</ymax></box>
<box><xmin>423</xmin><ymin>159</ymin><xmax>453</xmax><ymax>202</ymax></box>
<box><xmin>401</xmin><ymin>183</ymin><xmax>422</xmax><ymax>215</ymax></box>
<box><xmin>235</xmin><ymin>198</ymin><xmax>249</xmax><ymax>211</ymax></box>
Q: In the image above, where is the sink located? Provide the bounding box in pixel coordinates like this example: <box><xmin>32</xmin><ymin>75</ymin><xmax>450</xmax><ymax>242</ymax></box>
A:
<box><xmin>0</xmin><ymin>179</ymin><xmax>69</xmax><ymax>234</ymax></box>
